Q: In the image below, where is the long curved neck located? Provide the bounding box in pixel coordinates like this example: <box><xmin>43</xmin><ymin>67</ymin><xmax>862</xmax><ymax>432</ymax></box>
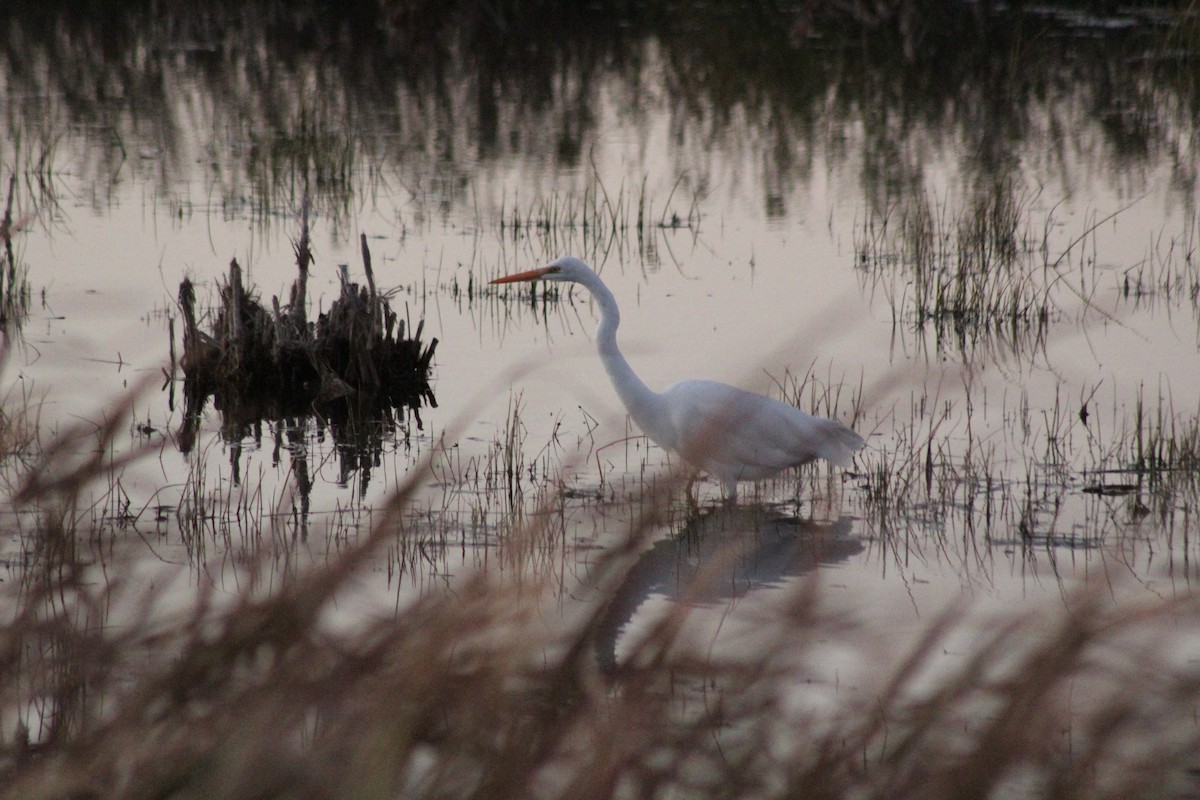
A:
<box><xmin>578</xmin><ymin>272</ymin><xmax>664</xmax><ymax>432</ymax></box>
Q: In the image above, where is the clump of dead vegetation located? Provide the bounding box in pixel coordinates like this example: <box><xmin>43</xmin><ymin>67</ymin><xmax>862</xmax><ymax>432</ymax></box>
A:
<box><xmin>853</xmin><ymin>177</ymin><xmax>1056</xmax><ymax>364</ymax></box>
<box><xmin>175</xmin><ymin>214</ymin><xmax>437</xmax><ymax>453</ymax></box>
<box><xmin>3</xmin><ymin>386</ymin><xmax>1200</xmax><ymax>799</ymax></box>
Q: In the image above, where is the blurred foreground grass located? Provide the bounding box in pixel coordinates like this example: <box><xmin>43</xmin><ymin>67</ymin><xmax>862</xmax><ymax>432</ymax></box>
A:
<box><xmin>2</xmin><ymin>387</ymin><xmax>1200</xmax><ymax>799</ymax></box>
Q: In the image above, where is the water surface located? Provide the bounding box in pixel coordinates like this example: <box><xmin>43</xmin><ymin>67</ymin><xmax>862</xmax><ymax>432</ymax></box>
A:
<box><xmin>3</xmin><ymin>1</ymin><xmax>1199</xmax><ymax>640</ymax></box>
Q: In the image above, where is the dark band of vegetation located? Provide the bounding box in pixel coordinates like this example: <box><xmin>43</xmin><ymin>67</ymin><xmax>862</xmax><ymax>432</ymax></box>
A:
<box><xmin>2</xmin><ymin>1</ymin><xmax>1196</xmax><ymax>228</ymax></box>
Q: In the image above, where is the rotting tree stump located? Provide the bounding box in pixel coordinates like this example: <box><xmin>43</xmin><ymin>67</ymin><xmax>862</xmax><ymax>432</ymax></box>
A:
<box><xmin>174</xmin><ymin>220</ymin><xmax>437</xmax><ymax>467</ymax></box>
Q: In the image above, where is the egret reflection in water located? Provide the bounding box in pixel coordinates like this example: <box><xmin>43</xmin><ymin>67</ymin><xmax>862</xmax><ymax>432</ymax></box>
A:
<box><xmin>594</xmin><ymin>506</ymin><xmax>861</xmax><ymax>672</ymax></box>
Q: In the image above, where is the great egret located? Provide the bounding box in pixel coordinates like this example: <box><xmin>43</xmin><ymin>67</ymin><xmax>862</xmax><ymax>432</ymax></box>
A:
<box><xmin>491</xmin><ymin>256</ymin><xmax>864</xmax><ymax>499</ymax></box>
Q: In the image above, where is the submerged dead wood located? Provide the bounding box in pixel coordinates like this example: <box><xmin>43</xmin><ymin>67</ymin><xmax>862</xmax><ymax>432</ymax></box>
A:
<box><xmin>176</xmin><ymin>225</ymin><xmax>437</xmax><ymax>456</ymax></box>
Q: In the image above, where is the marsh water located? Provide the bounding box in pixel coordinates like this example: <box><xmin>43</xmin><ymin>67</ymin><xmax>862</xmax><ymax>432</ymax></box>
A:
<box><xmin>3</xmin><ymin>3</ymin><xmax>1200</xmax><ymax>662</ymax></box>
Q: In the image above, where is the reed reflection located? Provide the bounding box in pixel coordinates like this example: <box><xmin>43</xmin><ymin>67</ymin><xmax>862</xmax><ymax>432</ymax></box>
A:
<box><xmin>2</xmin><ymin>2</ymin><xmax>1196</xmax><ymax>232</ymax></box>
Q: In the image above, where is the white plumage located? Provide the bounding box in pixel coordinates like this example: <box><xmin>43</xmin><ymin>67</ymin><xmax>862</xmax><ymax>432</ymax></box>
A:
<box><xmin>491</xmin><ymin>257</ymin><xmax>864</xmax><ymax>499</ymax></box>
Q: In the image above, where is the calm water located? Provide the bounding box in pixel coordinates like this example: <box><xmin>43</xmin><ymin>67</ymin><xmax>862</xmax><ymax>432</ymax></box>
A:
<box><xmin>3</xmin><ymin>3</ymin><xmax>1199</xmax><ymax>641</ymax></box>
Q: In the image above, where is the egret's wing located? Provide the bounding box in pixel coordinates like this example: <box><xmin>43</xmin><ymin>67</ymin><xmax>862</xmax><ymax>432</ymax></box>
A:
<box><xmin>662</xmin><ymin>380</ymin><xmax>862</xmax><ymax>475</ymax></box>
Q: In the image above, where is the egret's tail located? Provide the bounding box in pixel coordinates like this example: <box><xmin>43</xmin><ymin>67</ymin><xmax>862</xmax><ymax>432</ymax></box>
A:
<box><xmin>817</xmin><ymin>421</ymin><xmax>865</xmax><ymax>468</ymax></box>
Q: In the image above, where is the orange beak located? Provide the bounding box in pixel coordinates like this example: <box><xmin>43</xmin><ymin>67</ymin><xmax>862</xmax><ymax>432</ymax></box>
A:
<box><xmin>490</xmin><ymin>267</ymin><xmax>552</xmax><ymax>285</ymax></box>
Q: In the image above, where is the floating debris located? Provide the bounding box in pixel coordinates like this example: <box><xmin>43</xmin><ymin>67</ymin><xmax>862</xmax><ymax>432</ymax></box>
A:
<box><xmin>1081</xmin><ymin>483</ymin><xmax>1139</xmax><ymax>496</ymax></box>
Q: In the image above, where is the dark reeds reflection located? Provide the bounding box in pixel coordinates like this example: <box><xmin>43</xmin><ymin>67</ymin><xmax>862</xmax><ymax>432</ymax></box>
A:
<box><xmin>2</xmin><ymin>1</ymin><xmax>1196</xmax><ymax>232</ymax></box>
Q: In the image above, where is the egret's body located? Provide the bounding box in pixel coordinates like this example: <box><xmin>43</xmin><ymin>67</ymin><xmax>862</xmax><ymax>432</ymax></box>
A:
<box><xmin>491</xmin><ymin>257</ymin><xmax>864</xmax><ymax>499</ymax></box>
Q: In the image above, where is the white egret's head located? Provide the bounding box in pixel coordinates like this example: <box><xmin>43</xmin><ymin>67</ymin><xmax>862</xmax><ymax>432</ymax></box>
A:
<box><xmin>490</xmin><ymin>256</ymin><xmax>593</xmax><ymax>286</ymax></box>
